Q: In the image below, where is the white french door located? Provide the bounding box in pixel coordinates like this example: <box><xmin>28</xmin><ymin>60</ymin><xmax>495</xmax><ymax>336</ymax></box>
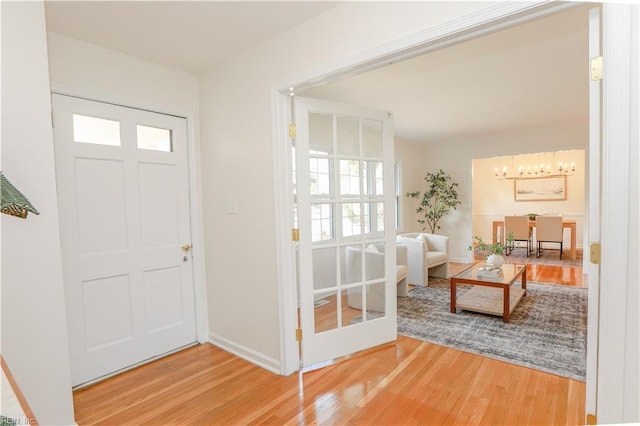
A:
<box><xmin>52</xmin><ymin>94</ymin><xmax>196</xmax><ymax>387</ymax></box>
<box><xmin>295</xmin><ymin>97</ymin><xmax>397</xmax><ymax>368</ymax></box>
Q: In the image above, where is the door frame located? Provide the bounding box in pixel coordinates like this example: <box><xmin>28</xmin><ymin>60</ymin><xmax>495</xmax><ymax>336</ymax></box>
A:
<box><xmin>596</xmin><ymin>3</ymin><xmax>637</xmax><ymax>422</ymax></box>
<box><xmin>273</xmin><ymin>0</ymin><xmax>588</xmax><ymax>376</ymax></box>
<box><xmin>585</xmin><ymin>6</ymin><xmax>602</xmax><ymax>418</ymax></box>
<box><xmin>51</xmin><ymin>83</ymin><xmax>209</xmax><ymax>345</ymax></box>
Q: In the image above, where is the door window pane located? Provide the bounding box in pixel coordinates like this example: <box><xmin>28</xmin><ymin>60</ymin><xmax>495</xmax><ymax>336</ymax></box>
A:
<box><xmin>137</xmin><ymin>125</ymin><xmax>172</xmax><ymax>152</ymax></box>
<box><xmin>362</xmin><ymin>202</ymin><xmax>383</xmax><ymax>236</ymax></box>
<box><xmin>73</xmin><ymin>114</ymin><xmax>120</xmax><ymax>146</ymax></box>
<box><xmin>341</xmin><ymin>203</ymin><xmax>361</xmax><ymax>238</ymax></box>
<box><xmin>309</xmin><ymin>112</ymin><xmax>333</xmax><ymax>155</ymax></box>
<box><xmin>374</xmin><ymin>202</ymin><xmax>385</xmax><ymax>232</ymax></box>
<box><xmin>312</xmin><ymin>247</ymin><xmax>337</xmax><ymax>291</ymax></box>
<box><xmin>314</xmin><ymin>290</ymin><xmax>338</xmax><ymax>333</ymax></box>
<box><xmin>311</xmin><ymin>203</ymin><xmax>333</xmax><ymax>242</ymax></box>
<box><xmin>339</xmin><ymin>160</ymin><xmax>360</xmax><ymax>197</ymax></box>
<box><xmin>364</xmin><ymin>161</ymin><xmax>383</xmax><ymax>197</ymax></box>
<box><xmin>343</xmin><ymin>288</ymin><xmax>363</xmax><ymax>327</ymax></box>
<box><xmin>363</xmin><ymin>203</ymin><xmax>372</xmax><ymax>235</ymax></box>
<box><xmin>362</xmin><ymin>119</ymin><xmax>383</xmax><ymax>158</ymax></box>
<box><xmin>310</xmin><ymin>158</ymin><xmax>331</xmax><ymax>196</ymax></box>
<box><xmin>364</xmin><ymin>282</ymin><xmax>386</xmax><ymax>317</ymax></box>
<box><xmin>341</xmin><ymin>245</ymin><xmax>362</xmax><ymax>285</ymax></box>
<box><xmin>337</xmin><ymin>115</ymin><xmax>359</xmax><ymax>156</ymax></box>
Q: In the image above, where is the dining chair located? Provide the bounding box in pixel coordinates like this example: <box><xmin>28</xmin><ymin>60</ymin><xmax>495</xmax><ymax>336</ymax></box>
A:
<box><xmin>535</xmin><ymin>216</ymin><xmax>564</xmax><ymax>259</ymax></box>
<box><xmin>504</xmin><ymin>215</ymin><xmax>532</xmax><ymax>256</ymax></box>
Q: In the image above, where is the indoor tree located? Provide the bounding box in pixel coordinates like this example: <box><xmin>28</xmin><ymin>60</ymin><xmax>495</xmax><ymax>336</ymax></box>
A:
<box><xmin>407</xmin><ymin>169</ymin><xmax>461</xmax><ymax>234</ymax></box>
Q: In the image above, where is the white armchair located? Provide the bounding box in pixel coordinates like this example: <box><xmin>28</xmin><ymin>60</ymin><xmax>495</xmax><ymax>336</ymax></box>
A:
<box><xmin>396</xmin><ymin>233</ymin><xmax>449</xmax><ymax>287</ymax></box>
<box><xmin>345</xmin><ymin>243</ymin><xmax>408</xmax><ymax>312</ymax></box>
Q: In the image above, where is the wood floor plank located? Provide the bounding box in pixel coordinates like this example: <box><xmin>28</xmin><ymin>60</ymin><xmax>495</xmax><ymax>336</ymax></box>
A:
<box><xmin>73</xmin><ymin>263</ymin><xmax>586</xmax><ymax>425</ymax></box>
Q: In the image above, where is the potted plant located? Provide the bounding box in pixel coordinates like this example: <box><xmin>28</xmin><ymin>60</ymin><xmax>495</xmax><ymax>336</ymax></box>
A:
<box><xmin>407</xmin><ymin>169</ymin><xmax>461</xmax><ymax>234</ymax></box>
<box><xmin>468</xmin><ymin>233</ymin><xmax>514</xmax><ymax>267</ymax></box>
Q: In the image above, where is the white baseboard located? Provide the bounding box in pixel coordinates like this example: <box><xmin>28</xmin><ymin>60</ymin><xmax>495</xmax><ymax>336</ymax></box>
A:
<box><xmin>208</xmin><ymin>333</ymin><xmax>282</xmax><ymax>375</ymax></box>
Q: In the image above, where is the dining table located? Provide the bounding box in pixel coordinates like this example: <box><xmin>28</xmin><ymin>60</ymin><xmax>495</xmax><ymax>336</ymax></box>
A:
<box><xmin>492</xmin><ymin>218</ymin><xmax>577</xmax><ymax>260</ymax></box>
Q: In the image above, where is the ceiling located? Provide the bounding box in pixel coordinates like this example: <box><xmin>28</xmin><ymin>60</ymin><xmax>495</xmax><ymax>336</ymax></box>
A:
<box><xmin>44</xmin><ymin>1</ymin><xmax>342</xmax><ymax>73</ymax></box>
<box><xmin>300</xmin><ymin>4</ymin><xmax>592</xmax><ymax>144</ymax></box>
<box><xmin>44</xmin><ymin>1</ymin><xmax>592</xmax><ymax>145</ymax></box>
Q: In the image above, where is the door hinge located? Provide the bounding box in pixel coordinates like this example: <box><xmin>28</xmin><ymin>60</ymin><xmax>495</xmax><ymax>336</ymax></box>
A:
<box><xmin>590</xmin><ymin>242</ymin><xmax>601</xmax><ymax>265</ymax></box>
<box><xmin>292</xmin><ymin>228</ymin><xmax>299</xmax><ymax>242</ymax></box>
<box><xmin>288</xmin><ymin>124</ymin><xmax>296</xmax><ymax>138</ymax></box>
<box><xmin>586</xmin><ymin>414</ymin><xmax>597</xmax><ymax>425</ymax></box>
<box><xmin>296</xmin><ymin>328</ymin><xmax>302</xmax><ymax>341</ymax></box>
<box><xmin>590</xmin><ymin>56</ymin><xmax>603</xmax><ymax>81</ymax></box>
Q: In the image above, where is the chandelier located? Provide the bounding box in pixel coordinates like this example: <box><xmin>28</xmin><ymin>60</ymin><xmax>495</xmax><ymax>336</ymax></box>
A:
<box><xmin>494</xmin><ymin>161</ymin><xmax>576</xmax><ymax>180</ymax></box>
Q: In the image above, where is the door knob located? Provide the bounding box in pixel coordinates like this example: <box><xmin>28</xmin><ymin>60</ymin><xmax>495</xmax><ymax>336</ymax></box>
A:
<box><xmin>182</xmin><ymin>244</ymin><xmax>192</xmax><ymax>252</ymax></box>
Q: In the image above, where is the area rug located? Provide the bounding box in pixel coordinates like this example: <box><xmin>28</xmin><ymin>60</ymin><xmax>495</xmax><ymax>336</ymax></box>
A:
<box><xmin>474</xmin><ymin>248</ymin><xmax>583</xmax><ymax>267</ymax></box>
<box><xmin>398</xmin><ymin>278</ymin><xmax>587</xmax><ymax>381</ymax></box>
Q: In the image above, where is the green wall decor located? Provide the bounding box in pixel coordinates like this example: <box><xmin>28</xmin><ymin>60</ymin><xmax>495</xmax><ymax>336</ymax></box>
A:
<box><xmin>0</xmin><ymin>172</ymin><xmax>39</xmax><ymax>219</ymax></box>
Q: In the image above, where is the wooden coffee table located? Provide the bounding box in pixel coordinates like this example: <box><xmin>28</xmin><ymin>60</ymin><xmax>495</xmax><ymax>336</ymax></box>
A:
<box><xmin>450</xmin><ymin>263</ymin><xmax>527</xmax><ymax>322</ymax></box>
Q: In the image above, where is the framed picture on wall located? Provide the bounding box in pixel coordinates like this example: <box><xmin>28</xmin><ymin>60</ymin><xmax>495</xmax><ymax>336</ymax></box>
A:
<box><xmin>514</xmin><ymin>176</ymin><xmax>567</xmax><ymax>201</ymax></box>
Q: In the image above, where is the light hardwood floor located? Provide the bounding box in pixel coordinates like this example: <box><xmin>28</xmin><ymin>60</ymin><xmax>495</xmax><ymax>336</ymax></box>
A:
<box><xmin>73</xmin><ymin>263</ymin><xmax>586</xmax><ymax>425</ymax></box>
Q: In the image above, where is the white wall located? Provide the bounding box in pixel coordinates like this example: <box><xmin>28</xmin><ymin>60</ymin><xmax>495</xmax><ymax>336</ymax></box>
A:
<box><xmin>472</xmin><ymin>149</ymin><xmax>586</xmax><ymax>247</ymax></box>
<box><xmin>395</xmin><ymin>137</ymin><xmax>430</xmax><ymax>234</ymax></box>
<box><xmin>47</xmin><ymin>33</ymin><xmax>200</xmax><ymax>118</ymax></box>
<box><xmin>199</xmin><ymin>1</ymin><xmax>491</xmax><ymax>368</ymax></box>
<box><xmin>0</xmin><ymin>2</ymin><xmax>74</xmax><ymax>424</ymax></box>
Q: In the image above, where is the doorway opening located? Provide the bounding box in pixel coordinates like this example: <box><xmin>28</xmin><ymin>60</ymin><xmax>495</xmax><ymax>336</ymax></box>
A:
<box><xmin>275</xmin><ymin>2</ymin><xmax>595</xmax><ymax>377</ymax></box>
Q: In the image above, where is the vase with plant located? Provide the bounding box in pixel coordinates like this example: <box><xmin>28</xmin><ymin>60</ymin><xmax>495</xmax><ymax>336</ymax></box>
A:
<box><xmin>407</xmin><ymin>169</ymin><xmax>461</xmax><ymax>234</ymax></box>
<box><xmin>468</xmin><ymin>233</ymin><xmax>514</xmax><ymax>268</ymax></box>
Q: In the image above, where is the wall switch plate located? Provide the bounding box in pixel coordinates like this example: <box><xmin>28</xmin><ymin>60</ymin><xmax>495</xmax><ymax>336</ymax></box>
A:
<box><xmin>225</xmin><ymin>201</ymin><xmax>237</xmax><ymax>214</ymax></box>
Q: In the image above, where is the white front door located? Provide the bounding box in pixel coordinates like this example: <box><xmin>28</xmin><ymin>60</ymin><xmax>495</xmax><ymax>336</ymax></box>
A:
<box><xmin>52</xmin><ymin>94</ymin><xmax>196</xmax><ymax>387</ymax></box>
<box><xmin>295</xmin><ymin>97</ymin><xmax>397</xmax><ymax>368</ymax></box>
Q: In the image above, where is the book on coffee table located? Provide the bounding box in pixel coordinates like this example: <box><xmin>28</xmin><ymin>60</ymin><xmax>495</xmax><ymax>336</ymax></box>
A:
<box><xmin>477</xmin><ymin>264</ymin><xmax>504</xmax><ymax>277</ymax></box>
